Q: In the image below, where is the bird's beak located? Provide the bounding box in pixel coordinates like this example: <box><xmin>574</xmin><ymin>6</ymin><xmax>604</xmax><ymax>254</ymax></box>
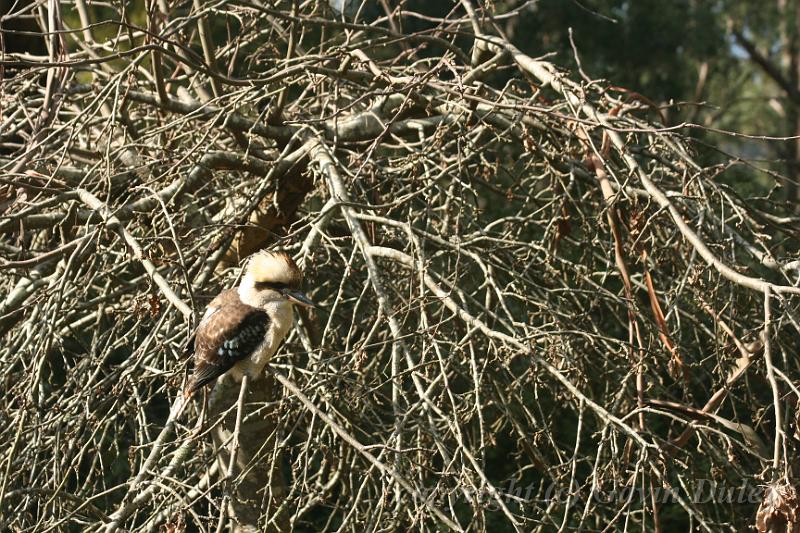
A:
<box><xmin>283</xmin><ymin>289</ymin><xmax>317</xmax><ymax>308</ymax></box>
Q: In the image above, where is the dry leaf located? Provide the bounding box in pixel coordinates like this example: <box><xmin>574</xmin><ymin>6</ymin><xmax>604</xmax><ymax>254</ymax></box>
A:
<box><xmin>756</xmin><ymin>483</ymin><xmax>800</xmax><ymax>533</ymax></box>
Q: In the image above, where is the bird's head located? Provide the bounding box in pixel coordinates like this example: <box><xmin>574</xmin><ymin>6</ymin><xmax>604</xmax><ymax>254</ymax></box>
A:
<box><xmin>239</xmin><ymin>250</ymin><xmax>317</xmax><ymax>309</ymax></box>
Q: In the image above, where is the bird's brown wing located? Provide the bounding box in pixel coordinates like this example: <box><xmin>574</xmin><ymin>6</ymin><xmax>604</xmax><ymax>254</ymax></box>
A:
<box><xmin>185</xmin><ymin>300</ymin><xmax>269</xmax><ymax>396</ymax></box>
<box><xmin>182</xmin><ymin>289</ymin><xmax>240</xmax><ymax>360</ymax></box>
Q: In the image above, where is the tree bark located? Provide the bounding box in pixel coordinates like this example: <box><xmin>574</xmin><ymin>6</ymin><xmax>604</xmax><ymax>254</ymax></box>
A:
<box><xmin>210</xmin><ymin>374</ymin><xmax>289</xmax><ymax>532</ymax></box>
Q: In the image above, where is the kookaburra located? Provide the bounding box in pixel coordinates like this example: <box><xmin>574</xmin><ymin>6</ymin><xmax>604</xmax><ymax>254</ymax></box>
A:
<box><xmin>183</xmin><ymin>250</ymin><xmax>315</xmax><ymax>398</ymax></box>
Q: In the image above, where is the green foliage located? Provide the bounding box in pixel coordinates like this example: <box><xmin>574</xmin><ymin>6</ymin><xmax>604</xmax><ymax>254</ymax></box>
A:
<box><xmin>509</xmin><ymin>1</ymin><xmax>726</xmax><ymax>102</ymax></box>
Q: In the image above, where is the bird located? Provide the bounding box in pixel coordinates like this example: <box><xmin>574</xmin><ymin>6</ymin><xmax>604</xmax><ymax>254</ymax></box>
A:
<box><xmin>183</xmin><ymin>250</ymin><xmax>316</xmax><ymax>398</ymax></box>
<box><xmin>328</xmin><ymin>0</ymin><xmax>358</xmax><ymax>18</ymax></box>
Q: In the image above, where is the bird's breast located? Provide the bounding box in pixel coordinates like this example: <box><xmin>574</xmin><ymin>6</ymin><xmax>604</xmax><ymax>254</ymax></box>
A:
<box><xmin>230</xmin><ymin>302</ymin><xmax>294</xmax><ymax>381</ymax></box>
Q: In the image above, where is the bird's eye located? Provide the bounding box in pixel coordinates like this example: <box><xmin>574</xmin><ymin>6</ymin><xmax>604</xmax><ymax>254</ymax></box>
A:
<box><xmin>254</xmin><ymin>281</ymin><xmax>287</xmax><ymax>290</ymax></box>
